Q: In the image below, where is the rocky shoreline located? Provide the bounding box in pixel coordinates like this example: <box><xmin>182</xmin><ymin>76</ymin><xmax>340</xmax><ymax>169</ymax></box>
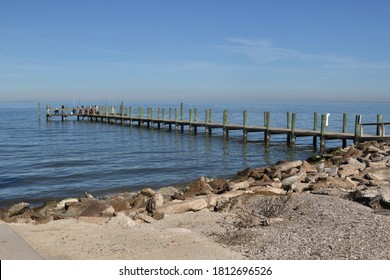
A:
<box><xmin>2</xmin><ymin>141</ymin><xmax>390</xmax><ymax>225</ymax></box>
<box><xmin>3</xmin><ymin>141</ymin><xmax>390</xmax><ymax>259</ymax></box>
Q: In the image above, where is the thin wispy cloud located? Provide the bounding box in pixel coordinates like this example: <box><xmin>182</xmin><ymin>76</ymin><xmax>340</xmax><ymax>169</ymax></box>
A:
<box><xmin>11</xmin><ymin>35</ymin><xmax>150</xmax><ymax>59</ymax></box>
<box><xmin>221</xmin><ymin>37</ymin><xmax>390</xmax><ymax>70</ymax></box>
<box><xmin>225</xmin><ymin>38</ymin><xmax>317</xmax><ymax>64</ymax></box>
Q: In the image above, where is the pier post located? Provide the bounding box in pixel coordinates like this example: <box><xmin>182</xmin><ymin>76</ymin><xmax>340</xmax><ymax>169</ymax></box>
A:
<box><xmin>175</xmin><ymin>108</ymin><xmax>179</xmax><ymax>130</ymax></box>
<box><xmin>193</xmin><ymin>108</ymin><xmax>198</xmax><ymax>134</ymax></box>
<box><xmin>264</xmin><ymin>111</ymin><xmax>270</xmax><ymax>145</ymax></box>
<box><xmin>320</xmin><ymin>114</ymin><xmax>327</xmax><ymax>153</ymax></box>
<box><xmin>149</xmin><ymin>108</ymin><xmax>153</xmax><ymax>128</ymax></box>
<box><xmin>139</xmin><ymin>107</ymin><xmax>143</xmax><ymax>126</ymax></box>
<box><xmin>205</xmin><ymin>109</ymin><xmax>209</xmax><ymax>135</ymax></box>
<box><xmin>181</xmin><ymin>106</ymin><xmax>185</xmax><ymax>132</ymax></box>
<box><xmin>121</xmin><ymin>103</ymin><xmax>124</xmax><ymax>126</ymax></box>
<box><xmin>189</xmin><ymin>108</ymin><xmax>193</xmax><ymax>132</ymax></box>
<box><xmin>157</xmin><ymin>107</ymin><xmax>161</xmax><ymax>129</ymax></box>
<box><xmin>162</xmin><ymin>108</ymin><xmax>165</xmax><ymax>128</ymax></box>
<box><xmin>46</xmin><ymin>106</ymin><xmax>50</xmax><ymax>121</ymax></box>
<box><xmin>377</xmin><ymin>114</ymin><xmax>384</xmax><ymax>136</ymax></box>
<box><xmin>223</xmin><ymin>109</ymin><xmax>229</xmax><ymax>138</ymax></box>
<box><xmin>354</xmin><ymin>115</ymin><xmax>362</xmax><ymax>144</ymax></box>
<box><xmin>208</xmin><ymin>109</ymin><xmax>212</xmax><ymax>135</ymax></box>
<box><xmin>194</xmin><ymin>108</ymin><xmax>198</xmax><ymax>122</ymax></box>
<box><xmin>169</xmin><ymin>108</ymin><xmax>172</xmax><ymax>130</ymax></box>
<box><xmin>243</xmin><ymin>110</ymin><xmax>248</xmax><ymax>141</ymax></box>
<box><xmin>313</xmin><ymin>112</ymin><xmax>318</xmax><ymax>148</ymax></box>
<box><xmin>342</xmin><ymin>113</ymin><xmax>348</xmax><ymax>147</ymax></box>
<box><xmin>286</xmin><ymin>112</ymin><xmax>291</xmax><ymax>144</ymax></box>
<box><xmin>129</xmin><ymin>107</ymin><xmax>133</xmax><ymax>125</ymax></box>
<box><xmin>290</xmin><ymin>113</ymin><xmax>296</xmax><ymax>146</ymax></box>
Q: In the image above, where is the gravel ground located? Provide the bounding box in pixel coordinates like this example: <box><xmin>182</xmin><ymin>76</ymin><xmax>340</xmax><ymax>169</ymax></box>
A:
<box><xmin>10</xmin><ymin>193</ymin><xmax>390</xmax><ymax>260</ymax></box>
<box><xmin>210</xmin><ymin>193</ymin><xmax>390</xmax><ymax>260</ymax></box>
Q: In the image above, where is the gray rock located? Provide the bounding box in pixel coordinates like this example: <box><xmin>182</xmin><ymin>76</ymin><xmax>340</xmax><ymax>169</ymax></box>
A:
<box><xmin>8</xmin><ymin>202</ymin><xmax>30</xmax><ymax>217</ymax></box>
<box><xmin>326</xmin><ymin>177</ymin><xmax>356</xmax><ymax>189</ymax></box>
<box><xmin>273</xmin><ymin>160</ymin><xmax>303</xmax><ymax>173</ymax></box>
<box><xmin>324</xmin><ymin>167</ymin><xmax>339</xmax><ymax>177</ymax></box>
<box><xmin>315</xmin><ymin>172</ymin><xmax>329</xmax><ymax>181</ymax></box>
<box><xmin>107</xmin><ymin>214</ymin><xmax>137</xmax><ymax>229</ymax></box>
<box><xmin>66</xmin><ymin>200</ymin><xmax>114</xmax><ymax>217</ymax></box>
<box><xmin>380</xmin><ymin>186</ymin><xmax>390</xmax><ymax>209</ymax></box>
<box><xmin>342</xmin><ymin>146</ymin><xmax>363</xmax><ymax>159</ymax></box>
<box><xmin>146</xmin><ymin>193</ymin><xmax>164</xmax><ymax>214</ymax></box>
<box><xmin>140</xmin><ymin>188</ymin><xmax>157</xmax><ymax>197</ymax></box>
<box><xmin>282</xmin><ymin>172</ymin><xmax>306</xmax><ymax>186</ymax></box>
<box><xmin>291</xmin><ymin>182</ymin><xmax>311</xmax><ymax>193</ymax></box>
<box><xmin>184</xmin><ymin>176</ymin><xmax>213</xmax><ymax>197</ymax></box>
<box><xmin>101</xmin><ymin>206</ymin><xmax>116</xmax><ymax>217</ymax></box>
<box><xmin>311</xmin><ymin>187</ymin><xmax>349</xmax><ymax>197</ymax></box>
<box><xmin>208</xmin><ymin>178</ymin><xmax>229</xmax><ymax>193</ymax></box>
<box><xmin>228</xmin><ymin>180</ymin><xmax>251</xmax><ymax>191</ymax></box>
<box><xmin>368</xmin><ymin>161</ymin><xmax>388</xmax><ymax>168</ymax></box>
<box><xmin>369</xmin><ymin>168</ymin><xmax>390</xmax><ymax>181</ymax></box>
<box><xmin>316</xmin><ymin>162</ymin><xmax>325</xmax><ymax>172</ymax></box>
<box><xmin>338</xmin><ymin>164</ymin><xmax>363</xmax><ymax>178</ymax></box>
<box><xmin>365</xmin><ymin>172</ymin><xmax>382</xmax><ymax>180</ymax></box>
<box><xmin>367</xmin><ymin>145</ymin><xmax>381</xmax><ymax>153</ymax></box>
<box><xmin>301</xmin><ymin>161</ymin><xmax>317</xmax><ymax>174</ymax></box>
<box><xmin>136</xmin><ymin>213</ymin><xmax>155</xmax><ymax>223</ymax></box>
<box><xmin>132</xmin><ymin>194</ymin><xmax>149</xmax><ymax>209</ymax></box>
<box><xmin>157</xmin><ymin>197</ymin><xmax>208</xmax><ymax>214</ymax></box>
<box><xmin>353</xmin><ymin>188</ymin><xmax>382</xmax><ymax>208</ymax></box>
<box><xmin>56</xmin><ymin>198</ymin><xmax>79</xmax><ymax>209</ymax></box>
<box><xmin>157</xmin><ymin>186</ymin><xmax>179</xmax><ymax>197</ymax></box>
<box><xmin>107</xmin><ymin>196</ymin><xmax>133</xmax><ymax>212</ymax></box>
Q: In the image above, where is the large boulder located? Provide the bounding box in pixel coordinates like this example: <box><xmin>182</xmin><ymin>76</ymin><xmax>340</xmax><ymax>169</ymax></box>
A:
<box><xmin>146</xmin><ymin>193</ymin><xmax>164</xmax><ymax>214</ymax></box>
<box><xmin>282</xmin><ymin>171</ymin><xmax>306</xmax><ymax>186</ymax></box>
<box><xmin>56</xmin><ymin>198</ymin><xmax>79</xmax><ymax>210</ymax></box>
<box><xmin>8</xmin><ymin>202</ymin><xmax>30</xmax><ymax>217</ymax></box>
<box><xmin>352</xmin><ymin>188</ymin><xmax>382</xmax><ymax>208</ymax></box>
<box><xmin>184</xmin><ymin>176</ymin><xmax>213</xmax><ymax>197</ymax></box>
<box><xmin>107</xmin><ymin>214</ymin><xmax>137</xmax><ymax>229</ymax></box>
<box><xmin>380</xmin><ymin>186</ymin><xmax>390</xmax><ymax>209</ymax></box>
<box><xmin>66</xmin><ymin>200</ymin><xmax>115</xmax><ymax>217</ymax></box>
<box><xmin>228</xmin><ymin>180</ymin><xmax>251</xmax><ymax>191</ymax></box>
<box><xmin>157</xmin><ymin>196</ymin><xmax>208</xmax><ymax>214</ymax></box>
<box><xmin>106</xmin><ymin>195</ymin><xmax>134</xmax><ymax>212</ymax></box>
<box><xmin>157</xmin><ymin>186</ymin><xmax>179</xmax><ymax>197</ymax></box>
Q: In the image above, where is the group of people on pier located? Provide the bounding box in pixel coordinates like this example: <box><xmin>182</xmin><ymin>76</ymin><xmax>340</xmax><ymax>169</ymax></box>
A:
<box><xmin>52</xmin><ymin>105</ymin><xmax>100</xmax><ymax>115</ymax></box>
<box><xmin>78</xmin><ymin>105</ymin><xmax>100</xmax><ymax>115</ymax></box>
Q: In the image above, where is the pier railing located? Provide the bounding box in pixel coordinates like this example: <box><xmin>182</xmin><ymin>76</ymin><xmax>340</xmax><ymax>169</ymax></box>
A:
<box><xmin>42</xmin><ymin>103</ymin><xmax>390</xmax><ymax>152</ymax></box>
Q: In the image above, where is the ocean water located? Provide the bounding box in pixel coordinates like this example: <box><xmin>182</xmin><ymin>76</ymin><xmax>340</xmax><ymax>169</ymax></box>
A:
<box><xmin>1</xmin><ymin>100</ymin><xmax>389</xmax><ymax>208</ymax></box>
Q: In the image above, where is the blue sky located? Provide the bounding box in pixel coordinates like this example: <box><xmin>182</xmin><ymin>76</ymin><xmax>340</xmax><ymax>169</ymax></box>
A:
<box><xmin>1</xmin><ymin>0</ymin><xmax>390</xmax><ymax>103</ymax></box>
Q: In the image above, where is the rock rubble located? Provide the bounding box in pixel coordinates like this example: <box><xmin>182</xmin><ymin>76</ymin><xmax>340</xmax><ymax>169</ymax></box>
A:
<box><xmin>2</xmin><ymin>141</ymin><xmax>390</xmax><ymax>227</ymax></box>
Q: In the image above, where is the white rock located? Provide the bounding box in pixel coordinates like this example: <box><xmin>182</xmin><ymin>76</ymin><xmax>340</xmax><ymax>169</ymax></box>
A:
<box><xmin>157</xmin><ymin>197</ymin><xmax>208</xmax><ymax>214</ymax></box>
<box><xmin>56</xmin><ymin>198</ymin><xmax>79</xmax><ymax>209</ymax></box>
<box><xmin>107</xmin><ymin>215</ymin><xmax>137</xmax><ymax>229</ymax></box>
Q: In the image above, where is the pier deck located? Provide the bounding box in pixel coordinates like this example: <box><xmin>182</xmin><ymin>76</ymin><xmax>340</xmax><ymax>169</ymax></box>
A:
<box><xmin>42</xmin><ymin>103</ymin><xmax>390</xmax><ymax>152</ymax></box>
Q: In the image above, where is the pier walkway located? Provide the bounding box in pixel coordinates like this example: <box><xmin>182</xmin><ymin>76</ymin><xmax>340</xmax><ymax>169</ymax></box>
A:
<box><xmin>41</xmin><ymin>103</ymin><xmax>390</xmax><ymax>152</ymax></box>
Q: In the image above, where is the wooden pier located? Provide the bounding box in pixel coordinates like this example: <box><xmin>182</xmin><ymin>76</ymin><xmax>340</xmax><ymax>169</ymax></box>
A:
<box><xmin>42</xmin><ymin>102</ymin><xmax>390</xmax><ymax>152</ymax></box>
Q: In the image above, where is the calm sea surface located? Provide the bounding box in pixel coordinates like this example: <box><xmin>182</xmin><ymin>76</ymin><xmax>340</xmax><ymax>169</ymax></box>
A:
<box><xmin>1</xmin><ymin>100</ymin><xmax>389</xmax><ymax>208</ymax></box>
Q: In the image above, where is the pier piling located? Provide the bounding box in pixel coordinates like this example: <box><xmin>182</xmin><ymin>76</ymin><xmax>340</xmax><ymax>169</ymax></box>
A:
<box><xmin>44</xmin><ymin>103</ymin><xmax>390</xmax><ymax>150</ymax></box>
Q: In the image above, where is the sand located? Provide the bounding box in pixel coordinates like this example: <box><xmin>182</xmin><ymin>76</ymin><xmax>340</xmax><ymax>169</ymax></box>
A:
<box><xmin>9</xmin><ymin>193</ymin><xmax>390</xmax><ymax>260</ymax></box>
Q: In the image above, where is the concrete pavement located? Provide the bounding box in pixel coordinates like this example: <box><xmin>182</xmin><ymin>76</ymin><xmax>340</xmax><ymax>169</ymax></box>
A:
<box><xmin>0</xmin><ymin>222</ymin><xmax>42</xmax><ymax>260</ymax></box>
